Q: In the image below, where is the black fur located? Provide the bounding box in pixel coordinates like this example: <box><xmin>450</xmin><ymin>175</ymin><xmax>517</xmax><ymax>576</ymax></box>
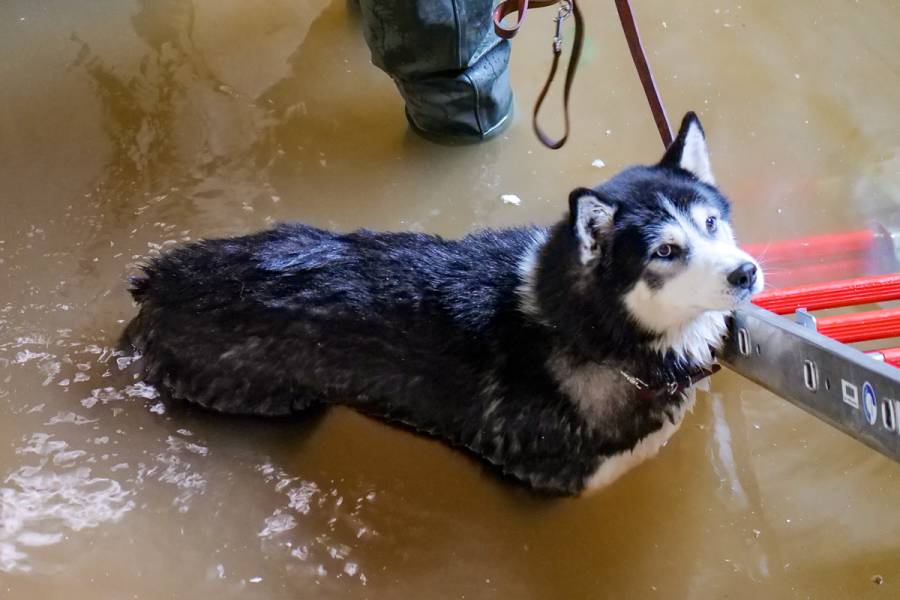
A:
<box><xmin>123</xmin><ymin>113</ymin><xmax>736</xmax><ymax>494</ymax></box>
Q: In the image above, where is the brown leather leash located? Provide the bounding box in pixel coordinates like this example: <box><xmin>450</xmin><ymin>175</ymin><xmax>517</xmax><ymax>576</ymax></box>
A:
<box><xmin>493</xmin><ymin>0</ymin><xmax>674</xmax><ymax>149</ymax></box>
<box><xmin>494</xmin><ymin>1</ymin><xmax>714</xmax><ymax>395</ymax></box>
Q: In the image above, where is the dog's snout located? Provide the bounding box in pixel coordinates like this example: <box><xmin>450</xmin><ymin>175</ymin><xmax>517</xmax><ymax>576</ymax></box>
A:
<box><xmin>727</xmin><ymin>262</ymin><xmax>758</xmax><ymax>291</ymax></box>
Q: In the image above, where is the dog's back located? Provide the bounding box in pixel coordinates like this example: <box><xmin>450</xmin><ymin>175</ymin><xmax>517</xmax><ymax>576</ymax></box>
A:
<box><xmin>126</xmin><ymin>222</ymin><xmax>547</xmax><ymax>419</ymax></box>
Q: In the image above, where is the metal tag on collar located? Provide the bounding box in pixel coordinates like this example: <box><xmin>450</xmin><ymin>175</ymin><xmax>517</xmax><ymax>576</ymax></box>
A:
<box><xmin>666</xmin><ymin>379</ymin><xmax>680</xmax><ymax>395</ymax></box>
<box><xmin>553</xmin><ymin>1</ymin><xmax>572</xmax><ymax>53</ymax></box>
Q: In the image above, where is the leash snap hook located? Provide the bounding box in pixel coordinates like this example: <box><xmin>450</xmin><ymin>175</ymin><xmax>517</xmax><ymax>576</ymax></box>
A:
<box><xmin>620</xmin><ymin>370</ymin><xmax>648</xmax><ymax>391</ymax></box>
<box><xmin>553</xmin><ymin>0</ymin><xmax>572</xmax><ymax>53</ymax></box>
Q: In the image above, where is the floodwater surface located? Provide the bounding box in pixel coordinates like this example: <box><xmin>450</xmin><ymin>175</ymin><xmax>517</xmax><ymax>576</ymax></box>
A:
<box><xmin>2</xmin><ymin>1</ymin><xmax>899</xmax><ymax>598</ymax></box>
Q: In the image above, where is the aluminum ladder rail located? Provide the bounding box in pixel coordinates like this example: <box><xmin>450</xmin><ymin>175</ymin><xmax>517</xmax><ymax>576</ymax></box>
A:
<box><xmin>722</xmin><ymin>273</ymin><xmax>900</xmax><ymax>463</ymax></box>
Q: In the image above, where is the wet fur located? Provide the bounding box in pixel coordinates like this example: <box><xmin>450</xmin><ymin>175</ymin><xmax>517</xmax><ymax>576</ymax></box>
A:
<box><xmin>123</xmin><ymin>114</ymin><xmax>761</xmax><ymax>495</ymax></box>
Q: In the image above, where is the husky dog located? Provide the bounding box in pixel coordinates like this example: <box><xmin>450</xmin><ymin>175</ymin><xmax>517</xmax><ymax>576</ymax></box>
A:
<box><xmin>123</xmin><ymin>113</ymin><xmax>762</xmax><ymax>495</ymax></box>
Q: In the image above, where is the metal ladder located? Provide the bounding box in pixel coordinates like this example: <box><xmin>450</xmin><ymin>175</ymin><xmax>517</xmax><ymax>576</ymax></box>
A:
<box><xmin>723</xmin><ymin>226</ymin><xmax>900</xmax><ymax>463</ymax></box>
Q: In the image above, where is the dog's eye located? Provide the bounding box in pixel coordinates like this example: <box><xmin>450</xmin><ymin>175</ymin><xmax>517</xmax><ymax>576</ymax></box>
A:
<box><xmin>654</xmin><ymin>244</ymin><xmax>679</xmax><ymax>259</ymax></box>
<box><xmin>706</xmin><ymin>216</ymin><xmax>718</xmax><ymax>234</ymax></box>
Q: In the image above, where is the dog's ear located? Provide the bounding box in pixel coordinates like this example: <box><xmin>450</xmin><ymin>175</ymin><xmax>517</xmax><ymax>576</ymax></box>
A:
<box><xmin>569</xmin><ymin>188</ymin><xmax>617</xmax><ymax>264</ymax></box>
<box><xmin>659</xmin><ymin>111</ymin><xmax>715</xmax><ymax>185</ymax></box>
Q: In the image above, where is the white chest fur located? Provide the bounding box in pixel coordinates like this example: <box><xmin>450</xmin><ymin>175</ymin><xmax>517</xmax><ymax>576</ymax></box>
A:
<box><xmin>583</xmin><ymin>390</ymin><xmax>696</xmax><ymax>493</ymax></box>
<box><xmin>548</xmin><ymin>353</ymin><xmax>699</xmax><ymax>492</ymax></box>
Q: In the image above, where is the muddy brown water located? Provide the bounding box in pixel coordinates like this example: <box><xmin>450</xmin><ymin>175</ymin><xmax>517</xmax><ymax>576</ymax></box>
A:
<box><xmin>2</xmin><ymin>1</ymin><xmax>899</xmax><ymax>598</ymax></box>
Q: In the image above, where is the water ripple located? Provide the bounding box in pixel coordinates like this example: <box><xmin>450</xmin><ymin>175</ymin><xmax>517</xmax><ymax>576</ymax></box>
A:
<box><xmin>0</xmin><ymin>433</ymin><xmax>134</xmax><ymax>573</ymax></box>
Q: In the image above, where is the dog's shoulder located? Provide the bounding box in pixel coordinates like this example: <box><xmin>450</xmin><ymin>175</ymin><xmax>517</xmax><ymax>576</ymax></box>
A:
<box><xmin>432</xmin><ymin>226</ymin><xmax>549</xmax><ymax>330</ymax></box>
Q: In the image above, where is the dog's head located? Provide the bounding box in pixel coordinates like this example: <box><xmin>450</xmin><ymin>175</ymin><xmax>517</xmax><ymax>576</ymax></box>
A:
<box><xmin>551</xmin><ymin>112</ymin><xmax>763</xmax><ymax>363</ymax></box>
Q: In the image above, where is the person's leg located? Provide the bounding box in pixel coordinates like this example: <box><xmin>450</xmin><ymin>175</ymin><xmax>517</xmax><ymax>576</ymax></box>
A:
<box><xmin>357</xmin><ymin>0</ymin><xmax>513</xmax><ymax>142</ymax></box>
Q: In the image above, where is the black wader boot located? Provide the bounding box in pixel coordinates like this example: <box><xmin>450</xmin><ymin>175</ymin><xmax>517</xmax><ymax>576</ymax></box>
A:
<box><xmin>357</xmin><ymin>0</ymin><xmax>514</xmax><ymax>143</ymax></box>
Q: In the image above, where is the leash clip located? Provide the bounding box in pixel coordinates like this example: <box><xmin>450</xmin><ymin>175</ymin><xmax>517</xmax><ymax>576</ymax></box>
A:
<box><xmin>553</xmin><ymin>1</ymin><xmax>572</xmax><ymax>53</ymax></box>
<box><xmin>620</xmin><ymin>370</ymin><xmax>648</xmax><ymax>390</ymax></box>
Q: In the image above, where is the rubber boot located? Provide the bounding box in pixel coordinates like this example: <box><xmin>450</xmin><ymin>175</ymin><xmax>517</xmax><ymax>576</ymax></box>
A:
<box><xmin>356</xmin><ymin>0</ymin><xmax>513</xmax><ymax>143</ymax></box>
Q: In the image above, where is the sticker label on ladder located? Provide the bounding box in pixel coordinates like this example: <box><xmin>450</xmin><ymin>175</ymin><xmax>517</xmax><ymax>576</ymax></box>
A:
<box><xmin>862</xmin><ymin>382</ymin><xmax>877</xmax><ymax>426</ymax></box>
<box><xmin>842</xmin><ymin>380</ymin><xmax>859</xmax><ymax>409</ymax></box>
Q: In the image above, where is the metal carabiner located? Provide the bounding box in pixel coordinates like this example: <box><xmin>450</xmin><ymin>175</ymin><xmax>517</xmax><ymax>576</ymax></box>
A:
<box><xmin>553</xmin><ymin>0</ymin><xmax>573</xmax><ymax>53</ymax></box>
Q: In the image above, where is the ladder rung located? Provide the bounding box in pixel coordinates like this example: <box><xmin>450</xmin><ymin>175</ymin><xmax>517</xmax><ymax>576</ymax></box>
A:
<box><xmin>869</xmin><ymin>347</ymin><xmax>900</xmax><ymax>368</ymax></box>
<box><xmin>754</xmin><ymin>273</ymin><xmax>900</xmax><ymax>315</ymax></box>
<box><xmin>817</xmin><ymin>307</ymin><xmax>900</xmax><ymax>343</ymax></box>
<box><xmin>743</xmin><ymin>229</ymin><xmax>876</xmax><ymax>266</ymax></box>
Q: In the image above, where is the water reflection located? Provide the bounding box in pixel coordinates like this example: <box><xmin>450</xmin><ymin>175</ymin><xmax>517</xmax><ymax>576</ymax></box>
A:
<box><xmin>0</xmin><ymin>326</ymin><xmax>387</xmax><ymax>584</ymax></box>
<box><xmin>0</xmin><ymin>334</ymin><xmax>138</xmax><ymax>573</ymax></box>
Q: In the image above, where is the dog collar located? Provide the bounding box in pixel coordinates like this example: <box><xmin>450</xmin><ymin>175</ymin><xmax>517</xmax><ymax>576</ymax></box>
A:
<box><xmin>621</xmin><ymin>363</ymin><xmax>721</xmax><ymax>400</ymax></box>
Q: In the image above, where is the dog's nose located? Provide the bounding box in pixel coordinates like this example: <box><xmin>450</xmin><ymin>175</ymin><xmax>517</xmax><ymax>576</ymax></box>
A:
<box><xmin>727</xmin><ymin>262</ymin><xmax>758</xmax><ymax>290</ymax></box>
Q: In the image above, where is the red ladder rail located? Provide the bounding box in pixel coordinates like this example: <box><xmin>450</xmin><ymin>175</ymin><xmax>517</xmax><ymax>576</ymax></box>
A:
<box><xmin>869</xmin><ymin>347</ymin><xmax>900</xmax><ymax>368</ymax></box>
<box><xmin>816</xmin><ymin>307</ymin><xmax>900</xmax><ymax>343</ymax></box>
<box><xmin>743</xmin><ymin>229</ymin><xmax>877</xmax><ymax>266</ymax></box>
<box><xmin>762</xmin><ymin>257</ymin><xmax>870</xmax><ymax>290</ymax></box>
<box><xmin>753</xmin><ymin>273</ymin><xmax>900</xmax><ymax>315</ymax></box>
